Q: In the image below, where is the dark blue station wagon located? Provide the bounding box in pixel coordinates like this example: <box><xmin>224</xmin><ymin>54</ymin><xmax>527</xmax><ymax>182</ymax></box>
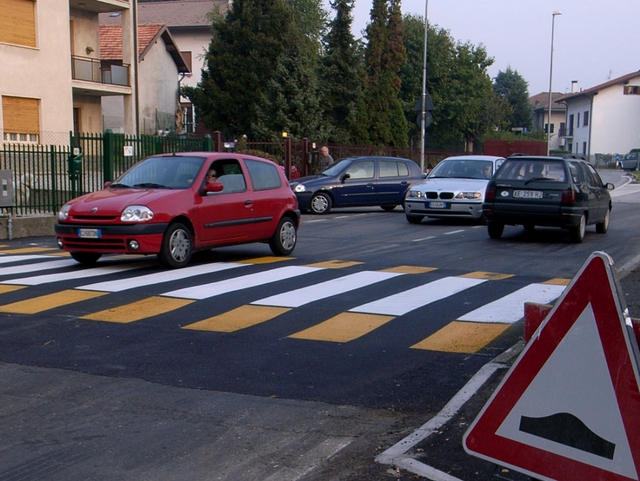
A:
<box><xmin>290</xmin><ymin>156</ymin><xmax>425</xmax><ymax>214</ymax></box>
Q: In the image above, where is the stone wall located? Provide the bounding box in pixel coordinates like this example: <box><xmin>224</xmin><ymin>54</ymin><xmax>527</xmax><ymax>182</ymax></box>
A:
<box><xmin>0</xmin><ymin>215</ymin><xmax>56</xmax><ymax>240</ymax></box>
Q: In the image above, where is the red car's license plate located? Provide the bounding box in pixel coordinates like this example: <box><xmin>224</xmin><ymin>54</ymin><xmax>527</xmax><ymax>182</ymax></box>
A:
<box><xmin>78</xmin><ymin>228</ymin><xmax>101</xmax><ymax>238</ymax></box>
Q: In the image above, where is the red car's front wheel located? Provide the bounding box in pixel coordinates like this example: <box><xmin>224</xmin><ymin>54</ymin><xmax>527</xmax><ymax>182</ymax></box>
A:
<box><xmin>159</xmin><ymin>222</ymin><xmax>193</xmax><ymax>268</ymax></box>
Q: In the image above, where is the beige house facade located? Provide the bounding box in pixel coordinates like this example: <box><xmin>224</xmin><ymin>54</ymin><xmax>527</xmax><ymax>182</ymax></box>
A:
<box><xmin>1</xmin><ymin>0</ymin><xmax>138</xmax><ymax>144</ymax></box>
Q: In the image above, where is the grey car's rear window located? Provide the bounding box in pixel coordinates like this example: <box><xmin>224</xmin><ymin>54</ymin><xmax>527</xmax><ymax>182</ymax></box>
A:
<box><xmin>495</xmin><ymin>160</ymin><xmax>566</xmax><ymax>182</ymax></box>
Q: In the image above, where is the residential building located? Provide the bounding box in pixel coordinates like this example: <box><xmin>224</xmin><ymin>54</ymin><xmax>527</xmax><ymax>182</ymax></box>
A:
<box><xmin>0</xmin><ymin>0</ymin><xmax>137</xmax><ymax>144</ymax></box>
<box><xmin>558</xmin><ymin>73</ymin><xmax>640</xmax><ymax>160</ymax></box>
<box><xmin>529</xmin><ymin>92</ymin><xmax>566</xmax><ymax>152</ymax></box>
<box><xmin>100</xmin><ymin>24</ymin><xmax>189</xmax><ymax>134</ymax></box>
<box><xmin>101</xmin><ymin>0</ymin><xmax>229</xmax><ymax>134</ymax></box>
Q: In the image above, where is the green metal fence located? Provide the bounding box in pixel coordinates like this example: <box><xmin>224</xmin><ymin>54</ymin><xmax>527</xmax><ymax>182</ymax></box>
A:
<box><xmin>0</xmin><ymin>143</ymin><xmax>72</xmax><ymax>215</ymax></box>
<box><xmin>0</xmin><ymin>131</ymin><xmax>214</xmax><ymax>215</ymax></box>
<box><xmin>0</xmin><ymin>131</ymin><xmax>461</xmax><ymax>216</ymax></box>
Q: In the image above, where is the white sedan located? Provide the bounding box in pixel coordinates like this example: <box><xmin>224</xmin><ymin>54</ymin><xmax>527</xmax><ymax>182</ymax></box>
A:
<box><xmin>404</xmin><ymin>155</ymin><xmax>505</xmax><ymax>224</ymax></box>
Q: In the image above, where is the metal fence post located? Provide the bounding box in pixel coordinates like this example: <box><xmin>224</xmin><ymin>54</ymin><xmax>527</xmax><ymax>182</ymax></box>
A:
<box><xmin>103</xmin><ymin>129</ymin><xmax>115</xmax><ymax>183</ymax></box>
<box><xmin>301</xmin><ymin>138</ymin><xmax>309</xmax><ymax>177</ymax></box>
<box><xmin>213</xmin><ymin>131</ymin><xmax>222</xmax><ymax>152</ymax></box>
<box><xmin>284</xmin><ymin>137</ymin><xmax>291</xmax><ymax>180</ymax></box>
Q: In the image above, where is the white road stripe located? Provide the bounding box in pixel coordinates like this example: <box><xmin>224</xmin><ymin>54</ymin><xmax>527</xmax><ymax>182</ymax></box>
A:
<box><xmin>253</xmin><ymin>271</ymin><xmax>402</xmax><ymax>308</ymax></box>
<box><xmin>1</xmin><ymin>263</ymin><xmax>151</xmax><ymax>286</ymax></box>
<box><xmin>0</xmin><ymin>259</ymin><xmax>78</xmax><ymax>275</ymax></box>
<box><xmin>164</xmin><ymin>265</ymin><xmax>323</xmax><ymax>300</ymax></box>
<box><xmin>350</xmin><ymin>276</ymin><xmax>486</xmax><ymax>316</ymax></box>
<box><xmin>0</xmin><ymin>255</ymin><xmax>57</xmax><ymax>265</ymax></box>
<box><xmin>458</xmin><ymin>283</ymin><xmax>566</xmax><ymax>324</ymax></box>
<box><xmin>78</xmin><ymin>262</ymin><xmax>246</xmax><ymax>292</ymax></box>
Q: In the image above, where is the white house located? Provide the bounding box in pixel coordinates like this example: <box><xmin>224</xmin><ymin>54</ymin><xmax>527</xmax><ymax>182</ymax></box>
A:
<box><xmin>100</xmin><ymin>24</ymin><xmax>190</xmax><ymax>134</ymax></box>
<box><xmin>558</xmin><ymin>73</ymin><xmax>640</xmax><ymax>160</ymax></box>
<box><xmin>101</xmin><ymin>0</ymin><xmax>229</xmax><ymax>134</ymax></box>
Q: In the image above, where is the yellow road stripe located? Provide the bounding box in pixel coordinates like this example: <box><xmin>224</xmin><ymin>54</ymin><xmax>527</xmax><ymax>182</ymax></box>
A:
<box><xmin>82</xmin><ymin>296</ymin><xmax>193</xmax><ymax>323</ymax></box>
<box><xmin>183</xmin><ymin>305</ymin><xmax>290</xmax><ymax>332</ymax></box>
<box><xmin>306</xmin><ymin>260</ymin><xmax>363</xmax><ymax>269</ymax></box>
<box><xmin>289</xmin><ymin>312</ymin><xmax>394</xmax><ymax>342</ymax></box>
<box><xmin>411</xmin><ymin>321</ymin><xmax>510</xmax><ymax>353</ymax></box>
<box><xmin>0</xmin><ymin>247</ymin><xmax>60</xmax><ymax>254</ymax></box>
<box><xmin>380</xmin><ymin>265</ymin><xmax>438</xmax><ymax>274</ymax></box>
<box><xmin>0</xmin><ymin>289</ymin><xmax>107</xmax><ymax>314</ymax></box>
<box><xmin>238</xmin><ymin>256</ymin><xmax>295</xmax><ymax>264</ymax></box>
<box><xmin>0</xmin><ymin>285</ymin><xmax>26</xmax><ymax>294</ymax></box>
<box><xmin>542</xmin><ymin>277</ymin><xmax>571</xmax><ymax>285</ymax></box>
<box><xmin>459</xmin><ymin>271</ymin><xmax>514</xmax><ymax>280</ymax></box>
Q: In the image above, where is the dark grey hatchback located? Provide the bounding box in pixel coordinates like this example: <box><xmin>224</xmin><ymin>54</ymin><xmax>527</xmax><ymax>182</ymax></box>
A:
<box><xmin>482</xmin><ymin>155</ymin><xmax>614</xmax><ymax>243</ymax></box>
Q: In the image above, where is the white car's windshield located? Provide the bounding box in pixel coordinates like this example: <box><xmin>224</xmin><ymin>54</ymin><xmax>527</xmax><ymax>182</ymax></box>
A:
<box><xmin>429</xmin><ymin>159</ymin><xmax>493</xmax><ymax>180</ymax></box>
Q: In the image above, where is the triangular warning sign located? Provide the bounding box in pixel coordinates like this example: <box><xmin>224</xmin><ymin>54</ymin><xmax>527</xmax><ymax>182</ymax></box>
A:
<box><xmin>464</xmin><ymin>252</ymin><xmax>640</xmax><ymax>481</ymax></box>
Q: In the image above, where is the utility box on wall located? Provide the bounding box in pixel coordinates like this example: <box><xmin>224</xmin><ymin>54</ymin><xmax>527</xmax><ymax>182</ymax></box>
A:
<box><xmin>0</xmin><ymin>170</ymin><xmax>14</xmax><ymax>208</ymax></box>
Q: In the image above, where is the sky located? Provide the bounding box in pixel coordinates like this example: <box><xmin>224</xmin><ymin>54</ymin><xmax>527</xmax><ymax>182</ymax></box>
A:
<box><xmin>346</xmin><ymin>0</ymin><xmax>640</xmax><ymax>96</ymax></box>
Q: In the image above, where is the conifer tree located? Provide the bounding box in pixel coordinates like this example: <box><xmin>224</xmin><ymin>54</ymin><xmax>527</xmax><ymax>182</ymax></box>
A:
<box><xmin>319</xmin><ymin>0</ymin><xmax>364</xmax><ymax>143</ymax></box>
<box><xmin>181</xmin><ymin>0</ymin><xmax>292</xmax><ymax>137</ymax></box>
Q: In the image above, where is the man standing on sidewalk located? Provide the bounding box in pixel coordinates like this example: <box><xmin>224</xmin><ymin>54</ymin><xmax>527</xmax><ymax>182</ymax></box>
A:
<box><xmin>319</xmin><ymin>146</ymin><xmax>334</xmax><ymax>171</ymax></box>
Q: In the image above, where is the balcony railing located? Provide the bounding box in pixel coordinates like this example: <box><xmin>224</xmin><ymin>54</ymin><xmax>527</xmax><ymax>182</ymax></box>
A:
<box><xmin>558</xmin><ymin>126</ymin><xmax>573</xmax><ymax>138</ymax></box>
<box><xmin>71</xmin><ymin>56</ymin><xmax>130</xmax><ymax>87</ymax></box>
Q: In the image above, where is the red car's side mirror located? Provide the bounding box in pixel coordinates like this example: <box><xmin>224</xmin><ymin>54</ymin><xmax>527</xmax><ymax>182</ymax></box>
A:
<box><xmin>203</xmin><ymin>182</ymin><xmax>224</xmax><ymax>194</ymax></box>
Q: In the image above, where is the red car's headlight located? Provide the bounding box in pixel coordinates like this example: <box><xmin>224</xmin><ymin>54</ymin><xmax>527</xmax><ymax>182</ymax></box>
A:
<box><xmin>121</xmin><ymin>205</ymin><xmax>154</xmax><ymax>222</ymax></box>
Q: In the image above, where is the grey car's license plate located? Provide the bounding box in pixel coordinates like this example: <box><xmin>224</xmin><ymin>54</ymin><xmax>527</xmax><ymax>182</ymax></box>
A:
<box><xmin>78</xmin><ymin>228</ymin><xmax>101</xmax><ymax>238</ymax></box>
<box><xmin>429</xmin><ymin>201</ymin><xmax>447</xmax><ymax>208</ymax></box>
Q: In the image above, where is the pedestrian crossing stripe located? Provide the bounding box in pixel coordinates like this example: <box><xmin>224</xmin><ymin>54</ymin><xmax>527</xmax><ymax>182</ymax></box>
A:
<box><xmin>459</xmin><ymin>271</ymin><xmax>515</xmax><ymax>281</ymax></box>
<box><xmin>306</xmin><ymin>260</ymin><xmax>364</xmax><ymax>269</ymax></box>
<box><xmin>0</xmin><ymin>285</ymin><xmax>25</xmax><ymax>294</ymax></box>
<box><xmin>411</xmin><ymin>322</ymin><xmax>511</xmax><ymax>353</ymax></box>
<box><xmin>82</xmin><ymin>296</ymin><xmax>194</xmax><ymax>323</ymax></box>
<box><xmin>380</xmin><ymin>266</ymin><xmax>437</xmax><ymax>274</ymax></box>
<box><xmin>0</xmin><ymin>247</ymin><xmax>60</xmax><ymax>255</ymax></box>
<box><xmin>237</xmin><ymin>256</ymin><xmax>296</xmax><ymax>264</ymax></box>
<box><xmin>182</xmin><ymin>305</ymin><xmax>291</xmax><ymax>332</ymax></box>
<box><xmin>0</xmin><ymin>289</ymin><xmax>107</xmax><ymax>314</ymax></box>
<box><xmin>288</xmin><ymin>313</ymin><xmax>395</xmax><ymax>343</ymax></box>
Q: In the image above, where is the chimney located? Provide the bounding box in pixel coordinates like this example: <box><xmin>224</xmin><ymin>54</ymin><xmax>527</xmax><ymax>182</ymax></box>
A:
<box><xmin>571</xmin><ymin>81</ymin><xmax>578</xmax><ymax>93</ymax></box>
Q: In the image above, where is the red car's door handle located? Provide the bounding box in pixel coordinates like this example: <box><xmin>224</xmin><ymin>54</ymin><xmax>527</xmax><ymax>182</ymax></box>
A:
<box><xmin>245</xmin><ymin>200</ymin><xmax>253</xmax><ymax>206</ymax></box>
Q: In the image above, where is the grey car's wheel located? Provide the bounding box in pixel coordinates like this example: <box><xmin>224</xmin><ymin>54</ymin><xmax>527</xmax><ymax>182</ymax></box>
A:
<box><xmin>269</xmin><ymin>217</ymin><xmax>297</xmax><ymax>256</ymax></box>
<box><xmin>406</xmin><ymin>214</ymin><xmax>424</xmax><ymax>224</ymax></box>
<box><xmin>70</xmin><ymin>252</ymin><xmax>102</xmax><ymax>265</ymax></box>
<box><xmin>487</xmin><ymin>222</ymin><xmax>504</xmax><ymax>239</ymax></box>
<box><xmin>159</xmin><ymin>222</ymin><xmax>192</xmax><ymax>268</ymax></box>
<box><xmin>310</xmin><ymin>192</ymin><xmax>332</xmax><ymax>214</ymax></box>
<box><xmin>569</xmin><ymin>214</ymin><xmax>586</xmax><ymax>243</ymax></box>
<box><xmin>596</xmin><ymin>208</ymin><xmax>610</xmax><ymax>234</ymax></box>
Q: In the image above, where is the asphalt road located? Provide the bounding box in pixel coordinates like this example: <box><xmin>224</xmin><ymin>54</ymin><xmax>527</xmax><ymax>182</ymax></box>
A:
<box><xmin>0</xmin><ymin>171</ymin><xmax>638</xmax><ymax>481</ymax></box>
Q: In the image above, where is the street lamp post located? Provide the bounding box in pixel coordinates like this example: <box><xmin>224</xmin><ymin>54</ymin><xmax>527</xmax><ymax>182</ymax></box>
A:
<box><xmin>420</xmin><ymin>0</ymin><xmax>429</xmax><ymax>172</ymax></box>
<box><xmin>546</xmin><ymin>10</ymin><xmax>561</xmax><ymax>156</ymax></box>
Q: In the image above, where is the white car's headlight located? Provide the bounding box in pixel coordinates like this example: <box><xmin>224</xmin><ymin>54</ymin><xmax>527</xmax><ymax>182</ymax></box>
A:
<box><xmin>121</xmin><ymin>205</ymin><xmax>154</xmax><ymax>222</ymax></box>
<box><xmin>293</xmin><ymin>184</ymin><xmax>307</xmax><ymax>193</ymax></box>
<box><xmin>455</xmin><ymin>192</ymin><xmax>482</xmax><ymax>200</ymax></box>
<box><xmin>58</xmin><ymin>204</ymin><xmax>71</xmax><ymax>221</ymax></box>
<box><xmin>407</xmin><ymin>190</ymin><xmax>425</xmax><ymax>198</ymax></box>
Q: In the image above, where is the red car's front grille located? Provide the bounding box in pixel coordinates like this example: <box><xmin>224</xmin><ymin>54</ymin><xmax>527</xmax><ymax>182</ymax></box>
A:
<box><xmin>70</xmin><ymin>215</ymin><xmax>119</xmax><ymax>221</ymax></box>
<box><xmin>60</xmin><ymin>236</ymin><xmax>127</xmax><ymax>251</ymax></box>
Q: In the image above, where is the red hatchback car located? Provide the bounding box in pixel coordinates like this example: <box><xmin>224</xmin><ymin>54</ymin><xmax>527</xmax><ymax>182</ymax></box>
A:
<box><xmin>55</xmin><ymin>152</ymin><xmax>300</xmax><ymax>268</ymax></box>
